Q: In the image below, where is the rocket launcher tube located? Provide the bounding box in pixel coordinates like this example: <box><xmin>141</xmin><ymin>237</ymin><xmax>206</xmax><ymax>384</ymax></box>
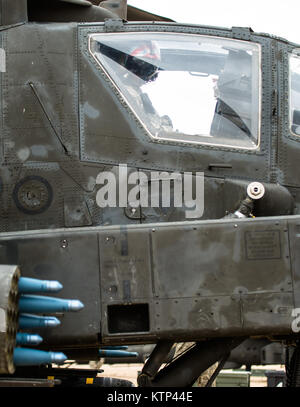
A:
<box><xmin>19</xmin><ymin>295</ymin><xmax>84</xmax><ymax>313</ymax></box>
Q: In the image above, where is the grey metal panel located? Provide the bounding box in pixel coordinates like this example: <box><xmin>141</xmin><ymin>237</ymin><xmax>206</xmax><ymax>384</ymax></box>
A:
<box><xmin>98</xmin><ymin>227</ymin><xmax>153</xmax><ymax>302</ymax></box>
<box><xmin>0</xmin><ymin>0</ymin><xmax>27</xmax><ymax>26</ymax></box>
<box><xmin>241</xmin><ymin>292</ymin><xmax>293</xmax><ymax>335</ymax></box>
<box><xmin>153</xmin><ymin>296</ymin><xmax>242</xmax><ymax>340</ymax></box>
<box><xmin>64</xmin><ymin>194</ymin><xmax>93</xmax><ymax>227</ymax></box>
<box><xmin>151</xmin><ymin>220</ymin><xmax>291</xmax><ymax>298</ymax></box>
<box><xmin>3</xmin><ymin>23</ymin><xmax>79</xmax><ymax>162</ymax></box>
<box><xmin>98</xmin><ymin>216</ymin><xmax>294</xmax><ymax>342</ymax></box>
<box><xmin>288</xmin><ymin>221</ymin><xmax>300</xmax><ymax>307</ymax></box>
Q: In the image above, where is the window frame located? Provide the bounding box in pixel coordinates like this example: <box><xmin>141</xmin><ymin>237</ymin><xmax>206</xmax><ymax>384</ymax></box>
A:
<box><xmin>289</xmin><ymin>51</ymin><xmax>300</xmax><ymax>137</ymax></box>
<box><xmin>88</xmin><ymin>31</ymin><xmax>262</xmax><ymax>151</ymax></box>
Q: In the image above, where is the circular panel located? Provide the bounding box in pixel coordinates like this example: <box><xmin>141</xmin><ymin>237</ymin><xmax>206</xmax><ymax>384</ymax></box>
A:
<box><xmin>13</xmin><ymin>176</ymin><xmax>53</xmax><ymax>215</ymax></box>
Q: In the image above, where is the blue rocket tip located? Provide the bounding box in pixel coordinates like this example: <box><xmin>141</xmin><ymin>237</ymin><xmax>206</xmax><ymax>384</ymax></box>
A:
<box><xmin>67</xmin><ymin>300</ymin><xmax>84</xmax><ymax>312</ymax></box>
<box><xmin>50</xmin><ymin>352</ymin><xmax>68</xmax><ymax>364</ymax></box>
<box><xmin>45</xmin><ymin>281</ymin><xmax>63</xmax><ymax>292</ymax></box>
<box><xmin>45</xmin><ymin>317</ymin><xmax>62</xmax><ymax>327</ymax></box>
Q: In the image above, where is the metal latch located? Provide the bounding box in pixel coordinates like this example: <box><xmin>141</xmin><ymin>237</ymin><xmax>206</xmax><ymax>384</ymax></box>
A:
<box><xmin>104</xmin><ymin>18</ymin><xmax>125</xmax><ymax>32</ymax></box>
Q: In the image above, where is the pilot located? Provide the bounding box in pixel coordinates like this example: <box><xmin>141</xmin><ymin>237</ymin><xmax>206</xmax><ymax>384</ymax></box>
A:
<box><xmin>210</xmin><ymin>49</ymin><xmax>253</xmax><ymax>142</ymax></box>
<box><xmin>125</xmin><ymin>40</ymin><xmax>173</xmax><ymax>132</ymax></box>
<box><xmin>97</xmin><ymin>38</ymin><xmax>173</xmax><ymax>133</ymax></box>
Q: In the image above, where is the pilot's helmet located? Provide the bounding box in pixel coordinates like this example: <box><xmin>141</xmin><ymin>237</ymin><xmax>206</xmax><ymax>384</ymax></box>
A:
<box><xmin>126</xmin><ymin>40</ymin><xmax>161</xmax><ymax>82</ymax></box>
<box><xmin>129</xmin><ymin>40</ymin><xmax>161</xmax><ymax>61</ymax></box>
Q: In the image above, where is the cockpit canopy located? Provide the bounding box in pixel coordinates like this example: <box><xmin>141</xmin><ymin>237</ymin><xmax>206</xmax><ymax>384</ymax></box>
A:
<box><xmin>90</xmin><ymin>32</ymin><xmax>261</xmax><ymax>149</ymax></box>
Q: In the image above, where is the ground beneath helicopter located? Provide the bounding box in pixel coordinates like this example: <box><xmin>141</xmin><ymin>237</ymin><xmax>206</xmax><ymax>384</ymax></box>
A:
<box><xmin>60</xmin><ymin>363</ymin><xmax>286</xmax><ymax>387</ymax></box>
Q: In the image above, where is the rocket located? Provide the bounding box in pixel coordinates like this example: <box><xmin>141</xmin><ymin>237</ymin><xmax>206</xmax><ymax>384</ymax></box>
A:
<box><xmin>19</xmin><ymin>295</ymin><xmax>84</xmax><ymax>313</ymax></box>
<box><xmin>19</xmin><ymin>314</ymin><xmax>61</xmax><ymax>329</ymax></box>
<box><xmin>15</xmin><ymin>277</ymin><xmax>84</xmax><ymax>369</ymax></box>
<box><xmin>16</xmin><ymin>333</ymin><xmax>43</xmax><ymax>346</ymax></box>
<box><xmin>18</xmin><ymin>277</ymin><xmax>63</xmax><ymax>294</ymax></box>
<box><xmin>13</xmin><ymin>348</ymin><xmax>67</xmax><ymax>366</ymax></box>
<box><xmin>99</xmin><ymin>349</ymin><xmax>138</xmax><ymax>358</ymax></box>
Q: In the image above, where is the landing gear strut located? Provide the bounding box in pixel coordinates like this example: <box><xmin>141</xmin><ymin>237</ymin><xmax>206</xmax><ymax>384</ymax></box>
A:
<box><xmin>138</xmin><ymin>337</ymin><xmax>245</xmax><ymax>387</ymax></box>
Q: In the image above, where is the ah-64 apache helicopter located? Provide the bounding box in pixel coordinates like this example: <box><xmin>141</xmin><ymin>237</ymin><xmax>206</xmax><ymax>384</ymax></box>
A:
<box><xmin>0</xmin><ymin>0</ymin><xmax>300</xmax><ymax>387</ymax></box>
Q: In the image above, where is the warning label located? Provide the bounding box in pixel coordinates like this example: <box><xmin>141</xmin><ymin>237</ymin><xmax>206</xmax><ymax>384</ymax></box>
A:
<box><xmin>245</xmin><ymin>230</ymin><xmax>281</xmax><ymax>260</ymax></box>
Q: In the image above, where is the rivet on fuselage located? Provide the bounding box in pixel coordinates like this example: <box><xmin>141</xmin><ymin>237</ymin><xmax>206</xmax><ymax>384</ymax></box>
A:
<box><xmin>61</xmin><ymin>239</ymin><xmax>68</xmax><ymax>249</ymax></box>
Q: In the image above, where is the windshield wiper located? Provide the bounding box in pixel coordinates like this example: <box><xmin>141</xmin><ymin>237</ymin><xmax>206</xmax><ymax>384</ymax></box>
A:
<box><xmin>214</xmin><ymin>99</ymin><xmax>255</xmax><ymax>143</ymax></box>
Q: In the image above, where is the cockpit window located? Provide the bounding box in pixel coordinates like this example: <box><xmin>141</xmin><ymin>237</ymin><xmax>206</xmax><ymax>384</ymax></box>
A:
<box><xmin>89</xmin><ymin>33</ymin><xmax>261</xmax><ymax>149</ymax></box>
<box><xmin>290</xmin><ymin>53</ymin><xmax>300</xmax><ymax>136</ymax></box>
